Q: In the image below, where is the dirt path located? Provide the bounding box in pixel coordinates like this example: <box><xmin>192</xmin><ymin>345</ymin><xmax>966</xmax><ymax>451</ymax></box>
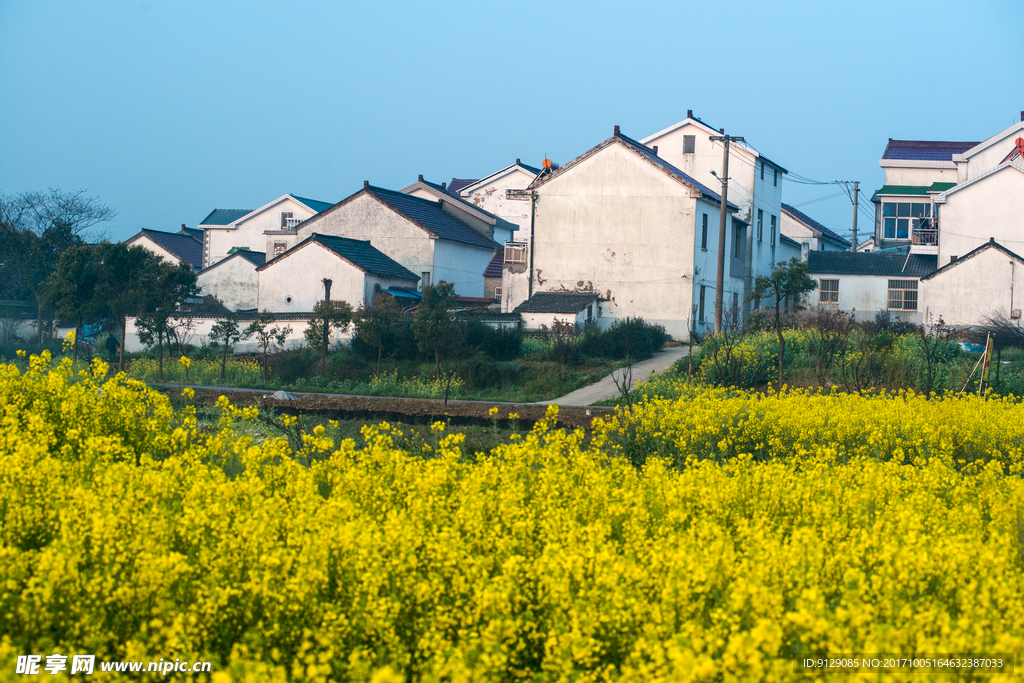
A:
<box><xmin>538</xmin><ymin>346</ymin><xmax>693</xmax><ymax>406</ymax></box>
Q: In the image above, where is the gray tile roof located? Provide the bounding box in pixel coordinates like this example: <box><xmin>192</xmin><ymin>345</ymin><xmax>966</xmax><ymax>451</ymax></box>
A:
<box><xmin>132</xmin><ymin>229</ymin><xmax>203</xmax><ymax>269</ymax></box>
<box><xmin>411</xmin><ymin>177</ymin><xmax>514</xmax><ymax>228</ymax></box>
<box><xmin>199</xmin><ymin>208</ymin><xmax>252</xmax><ymax>226</ymax></box>
<box><xmin>232</xmin><ymin>249</ymin><xmax>266</xmax><ymax>267</ymax></box>
<box><xmin>781</xmin><ymin>203</ymin><xmax>852</xmax><ymax>247</ymax></box>
<box><xmin>309</xmin><ymin>233</ymin><xmax>418</xmax><ymax>281</ymax></box>
<box><xmin>514</xmin><ymin>291</ymin><xmax>599</xmax><ymax>314</ymax></box>
<box><xmin>807</xmin><ymin>250</ymin><xmax>937</xmax><ymax>278</ymax></box>
<box><xmin>881</xmin><ymin>139</ymin><xmax>979</xmax><ymax>162</ymax></box>
<box><xmin>921</xmin><ymin>240</ymin><xmax>1024</xmax><ymax>281</ymax></box>
<box><xmin>447</xmin><ymin>178</ymin><xmax>479</xmax><ymax>195</ymax></box>
<box><xmin>366</xmin><ymin>185</ymin><xmax>500</xmax><ymax>250</ymax></box>
<box><xmin>179</xmin><ymin>226</ymin><xmax>204</xmax><ymax>241</ymax></box>
<box><xmin>483</xmin><ymin>251</ymin><xmax>503</xmax><ymax>278</ymax></box>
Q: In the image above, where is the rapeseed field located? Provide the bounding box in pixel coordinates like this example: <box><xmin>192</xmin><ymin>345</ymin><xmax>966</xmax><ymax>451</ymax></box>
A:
<box><xmin>0</xmin><ymin>351</ymin><xmax>1021</xmax><ymax>681</ymax></box>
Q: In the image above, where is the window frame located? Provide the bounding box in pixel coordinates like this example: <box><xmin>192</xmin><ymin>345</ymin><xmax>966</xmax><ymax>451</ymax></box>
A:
<box><xmin>698</xmin><ymin>285</ymin><xmax>706</xmax><ymax>322</ymax></box>
<box><xmin>770</xmin><ymin>215</ymin><xmax>777</xmax><ymax>246</ymax></box>
<box><xmin>683</xmin><ymin>135</ymin><xmax>696</xmax><ymax>154</ymax></box>
<box><xmin>701</xmin><ymin>213</ymin><xmax>708</xmax><ymax>250</ymax></box>
<box><xmin>757</xmin><ymin>209</ymin><xmax>763</xmax><ymax>241</ymax></box>
<box><xmin>887</xmin><ymin>279</ymin><xmax>918</xmax><ymax>311</ymax></box>
<box><xmin>818</xmin><ymin>278</ymin><xmax>839</xmax><ymax>304</ymax></box>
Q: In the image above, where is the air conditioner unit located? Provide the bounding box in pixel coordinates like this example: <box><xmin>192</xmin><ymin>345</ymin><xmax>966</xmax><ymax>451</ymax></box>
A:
<box><xmin>1012</xmin><ymin>309</ymin><xmax>1021</xmax><ymax>320</ymax></box>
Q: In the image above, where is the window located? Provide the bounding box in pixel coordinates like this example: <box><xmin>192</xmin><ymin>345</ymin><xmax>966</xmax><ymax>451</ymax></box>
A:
<box><xmin>819</xmin><ymin>243</ymin><xmax>825</xmax><ymax>250</ymax></box>
<box><xmin>330</xmin><ymin>300</ymin><xmax>348</xmax><ymax>311</ymax></box>
<box><xmin>587</xmin><ymin>304</ymin><xmax>593</xmax><ymax>321</ymax></box>
<box><xmin>757</xmin><ymin>209</ymin><xmax>763</xmax><ymax>241</ymax></box>
<box><xmin>420</xmin><ymin>271</ymin><xmax>431</xmax><ymax>290</ymax></box>
<box><xmin>273</xmin><ymin>241</ymin><xmax>287</xmax><ymax>256</ymax></box>
<box><xmin>504</xmin><ymin>241</ymin><xmax>528</xmax><ymax>263</ymax></box>
<box><xmin>280</xmin><ymin>212</ymin><xmax>295</xmax><ymax>228</ymax></box>
<box><xmin>760</xmin><ymin>162</ymin><xmax>765</xmax><ymax>181</ymax></box>
<box><xmin>731</xmin><ymin>292</ymin><xmax>739</xmax><ymax>324</ymax></box>
<box><xmin>773</xmin><ymin>168</ymin><xmax>778</xmax><ymax>187</ymax></box>
<box><xmin>882</xmin><ymin>202</ymin><xmax>931</xmax><ymax>240</ymax></box>
<box><xmin>770</xmin><ymin>215</ymin><xmax>776</xmax><ymax>246</ymax></box>
<box><xmin>494</xmin><ymin>286</ymin><xmax>502</xmax><ymax>299</ymax></box>
<box><xmin>698</xmin><ymin>285</ymin><xmax>706</xmax><ymax>322</ymax></box>
<box><xmin>734</xmin><ymin>222</ymin><xmax>743</xmax><ymax>258</ymax></box>
<box><xmin>701</xmin><ymin>214</ymin><xmax>708</xmax><ymax>250</ymax></box>
<box><xmin>683</xmin><ymin>135</ymin><xmax>695</xmax><ymax>154</ymax></box>
<box><xmin>887</xmin><ymin>279</ymin><xmax>918</xmax><ymax>311</ymax></box>
<box><xmin>819</xmin><ymin>279</ymin><xmax>839</xmax><ymax>304</ymax></box>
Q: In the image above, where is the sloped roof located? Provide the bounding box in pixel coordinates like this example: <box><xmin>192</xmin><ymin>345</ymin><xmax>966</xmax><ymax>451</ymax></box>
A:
<box><xmin>483</xmin><ymin>251</ymin><xmax>503</xmax><ymax>278</ymax></box>
<box><xmin>881</xmin><ymin>139</ymin><xmax>979</xmax><ymax>162</ymax></box>
<box><xmin>808</xmin><ymin>250</ymin><xmax>937</xmax><ymax>278</ymax></box>
<box><xmin>929</xmin><ymin>182</ymin><xmax>957</xmax><ymax>192</ymax></box>
<box><xmin>780</xmin><ymin>234</ymin><xmax>801</xmax><ymax>249</ymax></box>
<box><xmin>876</xmin><ymin>185</ymin><xmax>931</xmax><ymax>196</ymax></box>
<box><xmin>514</xmin><ymin>291</ymin><xmax>599</xmax><ymax>314</ymax></box>
<box><xmin>922</xmin><ymin>240</ymin><xmax>1024</xmax><ymax>281</ymax></box>
<box><xmin>781</xmin><ymin>203</ymin><xmax>852</xmax><ymax>247</ymax></box>
<box><xmin>290</xmin><ymin>194</ymin><xmax>334</xmax><ymax>213</ymax></box>
<box><xmin>530</xmin><ymin>129</ymin><xmax>739</xmax><ymax>210</ymax></box>
<box><xmin>448</xmin><ymin>178</ymin><xmax>478</xmax><ymax>195</ymax></box>
<box><xmin>232</xmin><ymin>249</ymin><xmax>266</xmax><ymax>267</ymax></box>
<box><xmin>179</xmin><ymin>226</ymin><xmax>204</xmax><ymax>240</ymax></box>
<box><xmin>403</xmin><ymin>176</ymin><xmax>516</xmax><ymax>229</ymax></box>
<box><xmin>128</xmin><ymin>229</ymin><xmax>203</xmax><ymax>269</ymax></box>
<box><xmin>199</xmin><ymin>208</ymin><xmax>252</xmax><ymax>226</ymax></box>
<box><xmin>365</xmin><ymin>185</ymin><xmax>500</xmax><ymax>250</ymax></box>
<box><xmin>259</xmin><ymin>233</ymin><xmax>418</xmax><ymax>281</ymax></box>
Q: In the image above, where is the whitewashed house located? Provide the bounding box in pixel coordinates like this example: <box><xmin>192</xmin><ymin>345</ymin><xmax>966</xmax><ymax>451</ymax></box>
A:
<box><xmin>503</xmin><ymin>126</ymin><xmax>745</xmax><ymax>340</ymax></box>
<box><xmin>811</xmin><ymin>114</ymin><xmax>1024</xmax><ymax>327</ymax></box>
<box><xmin>641</xmin><ymin>111</ymin><xmax>788</xmax><ymax>316</ymax></box>
<box><xmin>257</xmin><ymin>233</ymin><xmax>419</xmax><ymax>313</ymax></box>
<box><xmin>451</xmin><ymin>159</ymin><xmax>541</xmax><ymax>231</ymax></box>
<box><xmin>195</xmin><ymin>248</ymin><xmax>265</xmax><ymax>311</ymax></box>
<box><xmin>807</xmin><ymin>250</ymin><xmax>936</xmax><ymax>324</ymax></box>
<box><xmin>199</xmin><ymin>194</ymin><xmax>333</xmax><ymax>269</ymax></box>
<box><xmin>400</xmin><ymin>175</ymin><xmax>520</xmax><ymax>245</ymax></box>
<box><xmin>124</xmin><ymin>227</ymin><xmax>203</xmax><ymax>270</ymax></box>
<box><xmin>780</xmin><ymin>204</ymin><xmax>851</xmax><ymax>252</ymax></box>
<box><xmin>514</xmin><ymin>292</ymin><xmax>599</xmax><ymax>332</ymax></box>
<box><xmin>287</xmin><ymin>182</ymin><xmax>501</xmax><ymax>298</ymax></box>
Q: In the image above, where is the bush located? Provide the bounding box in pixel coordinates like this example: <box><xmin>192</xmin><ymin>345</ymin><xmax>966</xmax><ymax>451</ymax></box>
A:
<box><xmin>465</xmin><ymin>320</ymin><xmax>523</xmax><ymax>360</ymax></box>
<box><xmin>577</xmin><ymin>317</ymin><xmax>668</xmax><ymax>362</ymax></box>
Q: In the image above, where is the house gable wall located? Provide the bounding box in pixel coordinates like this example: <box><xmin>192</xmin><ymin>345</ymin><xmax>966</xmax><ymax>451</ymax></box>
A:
<box><xmin>937</xmin><ymin>166</ymin><xmax>1024</xmax><ymax>263</ymax></box>
<box><xmin>532</xmin><ymin>142</ymin><xmax>704</xmax><ymax>340</ymax></box>
<box><xmin>206</xmin><ymin>196</ymin><xmax>320</xmax><ymax>268</ymax></box>
<box><xmin>921</xmin><ymin>246</ymin><xmax>1024</xmax><ymax>327</ymax></box>
<box><xmin>808</xmin><ymin>273</ymin><xmax>923</xmax><ymax>325</ymax></box>
<box><xmin>128</xmin><ymin>235</ymin><xmax>187</xmax><ymax>267</ymax></box>
<box><xmin>197</xmin><ymin>257</ymin><xmax>259</xmax><ymax>311</ymax></box>
<box><xmin>460</xmin><ymin>167</ymin><xmax>535</xmax><ymax>230</ymax></box>
<box><xmin>963</xmin><ymin>129</ymin><xmax>1024</xmax><ymax>182</ymax></box>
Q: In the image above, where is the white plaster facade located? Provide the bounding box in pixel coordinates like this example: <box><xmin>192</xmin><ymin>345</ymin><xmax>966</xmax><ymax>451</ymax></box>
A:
<box><xmin>808</xmin><ymin>273</ymin><xmax>924</xmax><ymax>325</ymax></box>
<box><xmin>517</xmin><ymin>135</ymin><xmax>743</xmax><ymax>341</ymax></box>
<box><xmin>124</xmin><ymin>315</ymin><xmax>323</xmax><ymax>353</ymax></box>
<box><xmin>401</xmin><ymin>176</ymin><xmax>518</xmax><ymax>245</ymax></box>
<box><xmin>197</xmin><ymin>253</ymin><xmax>261</xmax><ymax>311</ymax></box>
<box><xmin>934</xmin><ymin>163</ymin><xmax>1024</xmax><ymax>263</ymax></box>
<box><xmin>125</xmin><ymin>234</ymin><xmax>188</xmax><ymax>267</ymax></box>
<box><xmin>202</xmin><ymin>195</ymin><xmax>329</xmax><ymax>269</ymax></box>
<box><xmin>781</xmin><ymin>205</ymin><xmax>851</xmax><ymax>253</ymax></box>
<box><xmin>920</xmin><ymin>243</ymin><xmax>1024</xmax><ymax>327</ymax></box>
<box><xmin>456</xmin><ymin>162</ymin><xmax>538</xmax><ymax>232</ymax></box>
<box><xmin>257</xmin><ymin>239</ymin><xmax>418</xmax><ymax>313</ymax></box>
<box><xmin>291</xmin><ymin>187</ymin><xmax>499</xmax><ymax>298</ymax></box>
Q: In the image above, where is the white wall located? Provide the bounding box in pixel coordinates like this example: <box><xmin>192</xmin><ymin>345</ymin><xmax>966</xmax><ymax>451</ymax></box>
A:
<box><xmin>921</xmin><ymin>248</ymin><xmax>1024</xmax><ymax>327</ymax></box>
<box><xmin>124</xmin><ymin>315</ymin><xmax>329</xmax><ymax>354</ymax></box>
<box><xmin>519</xmin><ymin>309</ymin><xmax>591</xmax><ymax>332</ymax></box>
<box><xmin>962</xmin><ymin>126</ymin><xmax>1024</xmax><ymax>182</ymax></box>
<box><xmin>531</xmin><ymin>143</ymin><xmax>715</xmax><ymax>341</ymax></box>
<box><xmin>294</xmin><ymin>193</ymin><xmax>437</xmax><ymax>290</ymax></box>
<box><xmin>936</xmin><ymin>166</ymin><xmax>1024</xmax><ymax>263</ymax></box>
<box><xmin>809</xmin><ymin>273</ymin><xmax>923</xmax><ymax>324</ymax></box>
<box><xmin>882</xmin><ymin>166</ymin><xmax>956</xmax><ymax>187</ymax></box>
<box><xmin>127</xmin><ymin>235</ymin><xmax>188</xmax><ymax>268</ymax></box>
<box><xmin>433</xmin><ymin>240</ymin><xmax>495</xmax><ymax>297</ymax></box>
<box><xmin>460</xmin><ymin>166</ymin><xmax>535</xmax><ymax>229</ymax></box>
<box><xmin>197</xmin><ymin>256</ymin><xmax>259</xmax><ymax>311</ymax></box>
<box><xmin>205</xmin><ymin>196</ymin><xmax>321</xmax><ymax>268</ymax></box>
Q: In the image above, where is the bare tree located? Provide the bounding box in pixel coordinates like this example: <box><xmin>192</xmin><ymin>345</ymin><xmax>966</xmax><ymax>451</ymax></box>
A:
<box><xmin>16</xmin><ymin>189</ymin><xmax>116</xmax><ymax>240</ymax></box>
<box><xmin>611</xmin><ymin>359</ymin><xmax>636</xmax><ymax>411</ymax></box>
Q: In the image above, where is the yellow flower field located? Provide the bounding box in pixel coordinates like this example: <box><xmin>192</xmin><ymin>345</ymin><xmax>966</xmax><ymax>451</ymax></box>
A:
<box><xmin>0</xmin><ymin>352</ymin><xmax>1022</xmax><ymax>681</ymax></box>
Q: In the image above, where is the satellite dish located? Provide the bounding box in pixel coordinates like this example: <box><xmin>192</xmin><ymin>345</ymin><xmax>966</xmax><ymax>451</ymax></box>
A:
<box><xmin>543</xmin><ymin>158</ymin><xmax>553</xmax><ymax>169</ymax></box>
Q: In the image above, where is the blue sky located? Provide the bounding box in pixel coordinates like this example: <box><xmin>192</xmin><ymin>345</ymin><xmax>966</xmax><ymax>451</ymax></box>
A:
<box><xmin>1</xmin><ymin>0</ymin><xmax>1021</xmax><ymax>243</ymax></box>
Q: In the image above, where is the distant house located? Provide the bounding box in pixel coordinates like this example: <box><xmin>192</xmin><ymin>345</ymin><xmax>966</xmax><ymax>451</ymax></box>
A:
<box><xmin>124</xmin><ymin>227</ymin><xmax>203</xmax><ymax>270</ymax></box>
<box><xmin>196</xmin><ymin>248</ymin><xmax>265</xmax><ymax>311</ymax></box>
<box><xmin>199</xmin><ymin>194</ymin><xmax>333</xmax><ymax>269</ymax></box>
<box><xmin>288</xmin><ymin>182</ymin><xmax>501</xmax><ymax>298</ymax></box>
<box><xmin>806</xmin><ymin>250</ymin><xmax>937</xmax><ymax>324</ymax></box>
<box><xmin>919</xmin><ymin>240</ymin><xmax>1024</xmax><ymax>327</ymax></box>
<box><xmin>400</xmin><ymin>174</ymin><xmax>519</xmax><ymax>244</ymax></box>
<box><xmin>256</xmin><ymin>233</ymin><xmax>419</xmax><ymax>313</ymax></box>
<box><xmin>780</xmin><ymin>204</ymin><xmax>851</xmax><ymax>252</ymax></box>
<box><xmin>451</xmin><ymin>159</ymin><xmax>541</xmax><ymax>234</ymax></box>
<box><xmin>506</xmin><ymin>126</ymin><xmax>744</xmax><ymax>340</ymax></box>
<box><xmin>483</xmin><ymin>252</ymin><xmax>503</xmax><ymax>301</ymax></box>
<box><xmin>514</xmin><ymin>291</ymin><xmax>599</xmax><ymax>332</ymax></box>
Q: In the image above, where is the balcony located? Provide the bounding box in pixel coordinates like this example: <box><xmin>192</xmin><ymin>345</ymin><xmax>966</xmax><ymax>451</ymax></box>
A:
<box><xmin>909</xmin><ymin>224</ymin><xmax>938</xmax><ymax>255</ymax></box>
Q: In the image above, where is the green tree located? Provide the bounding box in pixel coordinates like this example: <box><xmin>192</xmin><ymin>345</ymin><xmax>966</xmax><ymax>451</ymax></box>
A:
<box><xmin>746</xmin><ymin>256</ymin><xmax>818</xmax><ymax>388</ymax></box>
<box><xmin>304</xmin><ymin>299</ymin><xmax>353</xmax><ymax>374</ymax></box>
<box><xmin>209</xmin><ymin>313</ymin><xmax>242</xmax><ymax>380</ymax></box>
<box><xmin>94</xmin><ymin>243</ymin><xmax>162</xmax><ymax>370</ymax></box>
<box><xmin>134</xmin><ymin>261</ymin><xmax>200</xmax><ymax>381</ymax></box>
<box><xmin>412</xmin><ymin>281</ymin><xmax>459</xmax><ymax>381</ymax></box>
<box><xmin>41</xmin><ymin>245</ymin><xmax>99</xmax><ymax>362</ymax></box>
<box><xmin>244</xmin><ymin>310</ymin><xmax>293</xmax><ymax>382</ymax></box>
<box><xmin>353</xmin><ymin>296</ymin><xmax>402</xmax><ymax>376</ymax></box>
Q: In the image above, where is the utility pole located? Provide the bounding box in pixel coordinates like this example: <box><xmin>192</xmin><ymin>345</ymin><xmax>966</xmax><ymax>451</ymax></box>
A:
<box><xmin>709</xmin><ymin>132</ymin><xmax>744</xmax><ymax>333</ymax></box>
<box><xmin>851</xmin><ymin>181</ymin><xmax>859</xmax><ymax>252</ymax></box>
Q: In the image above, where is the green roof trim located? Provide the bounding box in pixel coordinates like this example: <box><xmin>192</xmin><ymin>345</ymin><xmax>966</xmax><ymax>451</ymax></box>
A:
<box><xmin>876</xmin><ymin>185</ymin><xmax>931</xmax><ymax>196</ymax></box>
<box><xmin>928</xmin><ymin>182</ymin><xmax>956</xmax><ymax>192</ymax></box>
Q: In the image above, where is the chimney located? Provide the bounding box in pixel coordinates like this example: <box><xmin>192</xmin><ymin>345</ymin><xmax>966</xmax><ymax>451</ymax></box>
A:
<box><xmin>516</xmin><ymin>158</ymin><xmax>521</xmax><ymax>165</ymax></box>
<box><xmin>614</xmin><ymin>125</ymin><xmax>620</xmax><ymax>136</ymax></box>
<box><xmin>652</xmin><ymin>145</ymin><xmax>658</xmax><ymax>156</ymax></box>
<box><xmin>418</xmin><ymin>174</ymin><xmax>423</xmax><ymax>182</ymax></box>
<box><xmin>719</xmin><ymin>128</ymin><xmax>724</xmax><ymax>134</ymax></box>
<box><xmin>687</xmin><ymin>109</ymin><xmax>692</xmax><ymax>119</ymax></box>
<box><xmin>181</xmin><ymin>223</ymin><xmax>186</xmax><ymax>231</ymax></box>
<box><xmin>441</xmin><ymin>182</ymin><xmax>447</xmax><ymax>191</ymax></box>
<box><xmin>363</xmin><ymin>180</ymin><xmax>369</xmax><ymax>189</ymax></box>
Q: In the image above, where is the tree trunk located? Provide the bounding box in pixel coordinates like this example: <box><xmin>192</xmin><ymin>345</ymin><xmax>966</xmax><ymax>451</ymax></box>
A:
<box><xmin>775</xmin><ymin>297</ymin><xmax>784</xmax><ymax>389</ymax></box>
<box><xmin>74</xmin><ymin>318</ymin><xmax>82</xmax><ymax>363</ymax></box>
<box><xmin>376</xmin><ymin>343</ymin><xmax>382</xmax><ymax>377</ymax></box>
<box><xmin>157</xmin><ymin>329</ymin><xmax>164</xmax><ymax>381</ymax></box>
<box><xmin>434</xmin><ymin>348</ymin><xmax>441</xmax><ymax>382</ymax></box>
<box><xmin>119</xmin><ymin>318</ymin><xmax>126</xmax><ymax>371</ymax></box>
<box><xmin>263</xmin><ymin>345</ymin><xmax>268</xmax><ymax>382</ymax></box>
<box><xmin>221</xmin><ymin>340</ymin><xmax>228</xmax><ymax>379</ymax></box>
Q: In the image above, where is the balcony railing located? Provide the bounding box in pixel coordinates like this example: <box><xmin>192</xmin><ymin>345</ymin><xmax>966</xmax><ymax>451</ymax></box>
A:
<box><xmin>911</xmin><ymin>226</ymin><xmax>938</xmax><ymax>246</ymax></box>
